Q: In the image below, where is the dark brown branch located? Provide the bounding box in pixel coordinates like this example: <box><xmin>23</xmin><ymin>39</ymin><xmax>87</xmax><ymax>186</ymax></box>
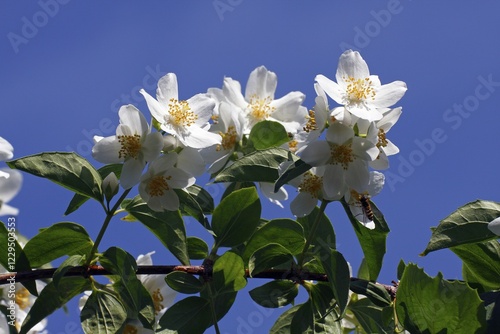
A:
<box><xmin>0</xmin><ymin>265</ymin><xmax>398</xmax><ymax>299</ymax></box>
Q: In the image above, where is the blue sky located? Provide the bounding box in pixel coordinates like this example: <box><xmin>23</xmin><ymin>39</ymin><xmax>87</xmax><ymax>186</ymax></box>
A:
<box><xmin>2</xmin><ymin>1</ymin><xmax>500</xmax><ymax>332</ymax></box>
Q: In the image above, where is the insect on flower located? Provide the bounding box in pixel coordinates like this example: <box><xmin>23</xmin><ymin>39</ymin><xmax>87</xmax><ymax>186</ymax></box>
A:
<box><xmin>359</xmin><ymin>194</ymin><xmax>374</xmax><ymax>221</ymax></box>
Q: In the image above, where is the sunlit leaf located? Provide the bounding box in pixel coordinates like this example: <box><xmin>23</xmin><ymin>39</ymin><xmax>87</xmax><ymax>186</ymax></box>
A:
<box><xmin>213</xmin><ymin>251</ymin><xmax>247</xmax><ymax>294</ymax></box>
<box><xmin>187</xmin><ymin>236</ymin><xmax>209</xmax><ymax>260</ymax></box>
<box><xmin>166</xmin><ymin>271</ymin><xmax>203</xmax><ymax>294</ymax></box>
<box><xmin>80</xmin><ymin>289</ymin><xmax>128</xmax><ymax>334</ymax></box>
<box><xmin>249</xmin><ymin>280</ymin><xmax>298</xmax><ymax>308</ymax></box>
<box><xmin>157</xmin><ymin>296</ymin><xmax>212</xmax><ymax>334</ymax></box>
<box><xmin>248</xmin><ymin>120</ymin><xmax>290</xmax><ymax>150</ymax></box>
<box><xmin>249</xmin><ymin>243</ymin><xmax>293</xmax><ymax>277</ymax></box>
<box><xmin>396</xmin><ymin>263</ymin><xmax>486</xmax><ymax>333</ymax></box>
<box><xmin>422</xmin><ymin>200</ymin><xmax>500</xmax><ymax>255</ymax></box>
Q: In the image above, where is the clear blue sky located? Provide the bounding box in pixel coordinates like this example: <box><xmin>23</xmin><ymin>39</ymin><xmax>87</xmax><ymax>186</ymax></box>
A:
<box><xmin>2</xmin><ymin>1</ymin><xmax>500</xmax><ymax>333</ymax></box>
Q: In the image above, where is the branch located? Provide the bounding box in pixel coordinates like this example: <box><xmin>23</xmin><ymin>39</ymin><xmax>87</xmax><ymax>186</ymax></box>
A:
<box><xmin>0</xmin><ymin>265</ymin><xmax>398</xmax><ymax>299</ymax></box>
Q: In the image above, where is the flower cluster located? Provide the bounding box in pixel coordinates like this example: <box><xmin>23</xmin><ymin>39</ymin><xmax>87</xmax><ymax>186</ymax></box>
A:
<box><xmin>92</xmin><ymin>50</ymin><xmax>406</xmax><ymax>228</ymax></box>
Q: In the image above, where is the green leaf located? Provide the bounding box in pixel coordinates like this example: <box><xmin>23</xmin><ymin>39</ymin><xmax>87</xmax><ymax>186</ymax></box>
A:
<box><xmin>212</xmin><ymin>187</ymin><xmax>261</xmax><ymax>248</ymax></box>
<box><xmin>269</xmin><ymin>305</ymin><xmax>301</xmax><ymax>334</ymax></box>
<box><xmin>274</xmin><ymin>157</ymin><xmax>311</xmax><ymax>193</ymax></box>
<box><xmin>20</xmin><ymin>277</ymin><xmax>91</xmax><ymax>334</ymax></box>
<box><xmin>315</xmin><ymin>249</ymin><xmax>351</xmax><ymax>317</ymax></box>
<box><xmin>396</xmin><ymin>263</ymin><xmax>487</xmax><ymax>333</ymax></box>
<box><xmin>187</xmin><ymin>236</ymin><xmax>209</xmax><ymax>260</ymax></box>
<box><xmin>290</xmin><ymin>300</ymin><xmax>341</xmax><ymax>334</ymax></box>
<box><xmin>175</xmin><ymin>184</ymin><xmax>214</xmax><ymax>230</ymax></box>
<box><xmin>249</xmin><ymin>243</ymin><xmax>293</xmax><ymax>276</ymax></box>
<box><xmin>23</xmin><ymin>222</ymin><xmax>93</xmax><ymax>267</ymax></box>
<box><xmin>65</xmin><ymin>164</ymin><xmax>122</xmax><ymax>215</ymax></box>
<box><xmin>452</xmin><ymin>240</ymin><xmax>500</xmax><ymax>292</ymax></box>
<box><xmin>221</xmin><ymin>181</ymin><xmax>256</xmax><ymax>201</ymax></box>
<box><xmin>0</xmin><ymin>222</ymin><xmax>37</xmax><ymax>295</ymax></box>
<box><xmin>297</xmin><ymin>206</ymin><xmax>336</xmax><ymax>253</ymax></box>
<box><xmin>249</xmin><ymin>280</ymin><xmax>299</xmax><ymax>308</ymax></box>
<box><xmin>349</xmin><ymin>279</ymin><xmax>392</xmax><ymax>307</ymax></box>
<box><xmin>307</xmin><ymin>282</ymin><xmax>342</xmax><ymax>331</ymax></box>
<box><xmin>397</xmin><ymin>259</ymin><xmax>406</xmax><ymax>280</ymax></box>
<box><xmin>248</xmin><ymin>120</ymin><xmax>290</xmax><ymax>150</ymax></box>
<box><xmin>165</xmin><ymin>271</ymin><xmax>203</xmax><ymax>294</ymax></box>
<box><xmin>349</xmin><ymin>298</ymin><xmax>394</xmax><ymax>334</ymax></box>
<box><xmin>242</xmin><ymin>218</ymin><xmax>305</xmax><ymax>262</ymax></box>
<box><xmin>422</xmin><ymin>200</ymin><xmax>500</xmax><ymax>255</ymax></box>
<box><xmin>157</xmin><ymin>296</ymin><xmax>212</xmax><ymax>334</ymax></box>
<box><xmin>80</xmin><ymin>289</ymin><xmax>128</xmax><ymax>334</ymax></box>
<box><xmin>214</xmin><ymin>147</ymin><xmax>290</xmax><ymax>183</ymax></box>
<box><xmin>481</xmin><ymin>291</ymin><xmax>500</xmax><ymax>332</ymax></box>
<box><xmin>99</xmin><ymin>247</ymin><xmax>155</xmax><ymax>330</ymax></box>
<box><xmin>124</xmin><ymin>196</ymin><xmax>190</xmax><ymax>265</ymax></box>
<box><xmin>8</xmin><ymin>152</ymin><xmax>103</xmax><ymax>202</ymax></box>
<box><xmin>341</xmin><ymin>199</ymin><xmax>389</xmax><ymax>281</ymax></box>
<box><xmin>53</xmin><ymin>254</ymin><xmax>85</xmax><ymax>288</ymax></box>
<box><xmin>213</xmin><ymin>251</ymin><xmax>247</xmax><ymax>294</ymax></box>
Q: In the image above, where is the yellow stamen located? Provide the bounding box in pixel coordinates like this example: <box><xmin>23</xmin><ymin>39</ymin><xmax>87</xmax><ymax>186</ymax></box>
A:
<box><xmin>303</xmin><ymin>110</ymin><xmax>317</xmax><ymax>132</ymax></box>
<box><xmin>298</xmin><ymin>172</ymin><xmax>323</xmax><ymax>198</ymax></box>
<box><xmin>377</xmin><ymin>128</ymin><xmax>388</xmax><ymax>148</ymax></box>
<box><xmin>152</xmin><ymin>288</ymin><xmax>165</xmax><ymax>315</ymax></box>
<box><xmin>248</xmin><ymin>95</ymin><xmax>275</xmax><ymax>121</ymax></box>
<box><xmin>216</xmin><ymin>126</ymin><xmax>238</xmax><ymax>151</ymax></box>
<box><xmin>148</xmin><ymin>175</ymin><xmax>172</xmax><ymax>197</ymax></box>
<box><xmin>123</xmin><ymin>324</ymin><xmax>138</xmax><ymax>334</ymax></box>
<box><xmin>288</xmin><ymin>140</ymin><xmax>298</xmax><ymax>153</ymax></box>
<box><xmin>16</xmin><ymin>287</ymin><xmax>30</xmax><ymax>310</ymax></box>
<box><xmin>329</xmin><ymin>143</ymin><xmax>354</xmax><ymax>170</ymax></box>
<box><xmin>343</xmin><ymin>76</ymin><xmax>376</xmax><ymax>104</ymax></box>
<box><xmin>168</xmin><ymin>98</ymin><xmax>198</xmax><ymax>127</ymax></box>
<box><xmin>118</xmin><ymin>134</ymin><xmax>141</xmax><ymax>159</ymax></box>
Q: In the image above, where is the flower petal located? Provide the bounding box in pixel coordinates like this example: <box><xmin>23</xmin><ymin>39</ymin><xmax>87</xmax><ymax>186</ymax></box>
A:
<box><xmin>121</xmin><ymin>158</ymin><xmax>146</xmax><ymax>189</ymax></box>
<box><xmin>300</xmin><ymin>141</ymin><xmax>330</xmax><ymax>166</ymax></box>
<box><xmin>345</xmin><ymin>159</ymin><xmax>370</xmax><ymax>192</ymax></box>
<box><xmin>118</xmin><ymin>105</ymin><xmax>149</xmax><ymax>136</ymax></box>
<box><xmin>373</xmin><ymin>81</ymin><xmax>407</xmax><ymax>108</ymax></box>
<box><xmin>291</xmin><ymin>192</ymin><xmax>317</xmax><ymax>217</ymax></box>
<box><xmin>315</xmin><ymin>74</ymin><xmax>344</xmax><ymax>105</ymax></box>
<box><xmin>0</xmin><ymin>169</ymin><xmax>22</xmax><ymax>203</ymax></box>
<box><xmin>177</xmin><ymin>126</ymin><xmax>221</xmax><ymax>149</ymax></box>
<box><xmin>222</xmin><ymin>77</ymin><xmax>247</xmax><ymax>109</ymax></box>
<box><xmin>245</xmin><ymin>66</ymin><xmax>277</xmax><ymax>100</ymax></box>
<box><xmin>336</xmin><ymin>50</ymin><xmax>370</xmax><ymax>83</ymax></box>
<box><xmin>92</xmin><ymin>136</ymin><xmax>123</xmax><ymax>164</ymax></box>
<box><xmin>156</xmin><ymin>73</ymin><xmax>178</xmax><ymax>106</ymax></box>
<box><xmin>0</xmin><ymin>137</ymin><xmax>14</xmax><ymax>161</ymax></box>
<box><xmin>140</xmin><ymin>89</ymin><xmax>167</xmax><ymax>125</ymax></box>
<box><xmin>188</xmin><ymin>94</ymin><xmax>216</xmax><ymax>126</ymax></box>
<box><xmin>326</xmin><ymin>122</ymin><xmax>354</xmax><ymax>145</ymax></box>
<box><xmin>177</xmin><ymin>147</ymin><xmax>206</xmax><ymax>177</ymax></box>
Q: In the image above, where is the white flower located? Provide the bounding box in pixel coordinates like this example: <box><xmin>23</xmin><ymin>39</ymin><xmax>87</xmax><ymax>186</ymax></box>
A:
<box><xmin>0</xmin><ymin>137</ymin><xmax>14</xmax><ymax>162</ymax></box>
<box><xmin>315</xmin><ymin>50</ymin><xmax>407</xmax><ymax>122</ymax></box>
<box><xmin>287</xmin><ymin>166</ymin><xmax>345</xmax><ymax>217</ymax></box>
<box><xmin>367</xmin><ymin>107</ymin><xmax>402</xmax><ymax>170</ymax></box>
<box><xmin>259</xmin><ymin>182</ymin><xmax>288</xmax><ymax>209</ymax></box>
<box><xmin>139</xmin><ymin>153</ymin><xmax>195</xmax><ymax>212</ymax></box>
<box><xmin>0</xmin><ymin>168</ymin><xmax>22</xmax><ymax>216</ymax></box>
<box><xmin>488</xmin><ymin>217</ymin><xmax>500</xmax><ymax>236</ymax></box>
<box><xmin>92</xmin><ymin>105</ymin><xmax>164</xmax><ymax>189</ymax></box>
<box><xmin>300</xmin><ymin>122</ymin><xmax>379</xmax><ymax>197</ymax></box>
<box><xmin>140</xmin><ymin>73</ymin><xmax>221</xmax><ymax>149</ymax></box>
<box><xmin>345</xmin><ymin>171</ymin><xmax>385</xmax><ymax>229</ymax></box>
<box><xmin>201</xmin><ymin>101</ymin><xmax>245</xmax><ymax>174</ymax></box>
<box><xmin>210</xmin><ymin>66</ymin><xmax>307</xmax><ymax>135</ymax></box>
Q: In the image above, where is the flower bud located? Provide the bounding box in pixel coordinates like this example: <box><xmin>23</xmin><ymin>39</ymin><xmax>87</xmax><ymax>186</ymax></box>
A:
<box><xmin>103</xmin><ymin>172</ymin><xmax>119</xmax><ymax>202</ymax></box>
<box><xmin>488</xmin><ymin>217</ymin><xmax>500</xmax><ymax>236</ymax></box>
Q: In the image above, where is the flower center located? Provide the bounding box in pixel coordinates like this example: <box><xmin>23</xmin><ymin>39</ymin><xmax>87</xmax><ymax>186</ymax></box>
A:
<box><xmin>148</xmin><ymin>175</ymin><xmax>172</xmax><ymax>197</ymax></box>
<box><xmin>303</xmin><ymin>110</ymin><xmax>317</xmax><ymax>132</ymax></box>
<box><xmin>123</xmin><ymin>324</ymin><xmax>138</xmax><ymax>334</ymax></box>
<box><xmin>329</xmin><ymin>143</ymin><xmax>353</xmax><ymax>170</ymax></box>
<box><xmin>16</xmin><ymin>287</ymin><xmax>30</xmax><ymax>310</ymax></box>
<box><xmin>377</xmin><ymin>129</ymin><xmax>388</xmax><ymax>148</ymax></box>
<box><xmin>343</xmin><ymin>76</ymin><xmax>376</xmax><ymax>104</ymax></box>
<box><xmin>152</xmin><ymin>288</ymin><xmax>165</xmax><ymax>315</ymax></box>
<box><xmin>217</xmin><ymin>126</ymin><xmax>238</xmax><ymax>151</ymax></box>
<box><xmin>168</xmin><ymin>98</ymin><xmax>198</xmax><ymax>127</ymax></box>
<box><xmin>248</xmin><ymin>95</ymin><xmax>275</xmax><ymax>121</ymax></box>
<box><xmin>288</xmin><ymin>139</ymin><xmax>298</xmax><ymax>153</ymax></box>
<box><xmin>298</xmin><ymin>172</ymin><xmax>323</xmax><ymax>198</ymax></box>
<box><xmin>118</xmin><ymin>134</ymin><xmax>141</xmax><ymax>159</ymax></box>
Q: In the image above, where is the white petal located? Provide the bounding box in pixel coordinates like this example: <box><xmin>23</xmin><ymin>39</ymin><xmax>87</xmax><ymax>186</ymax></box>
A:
<box><xmin>369</xmin><ymin>150</ymin><xmax>389</xmax><ymax>170</ymax></box>
<box><xmin>291</xmin><ymin>192</ymin><xmax>317</xmax><ymax>217</ymax></box>
<box><xmin>488</xmin><ymin>217</ymin><xmax>500</xmax><ymax>236</ymax></box>
<box><xmin>0</xmin><ymin>203</ymin><xmax>19</xmax><ymax>216</ymax></box>
<box><xmin>352</xmin><ymin>137</ymin><xmax>379</xmax><ymax>161</ymax></box>
<box><xmin>315</xmin><ymin>74</ymin><xmax>344</xmax><ymax>105</ymax></box>
<box><xmin>119</xmin><ymin>105</ymin><xmax>149</xmax><ymax>136</ymax></box>
<box><xmin>142</xmin><ymin>132</ymin><xmax>164</xmax><ymax>162</ymax></box>
<box><xmin>92</xmin><ymin>136</ymin><xmax>123</xmax><ymax>164</ymax></box>
<box><xmin>345</xmin><ymin>159</ymin><xmax>370</xmax><ymax>193</ymax></box>
<box><xmin>0</xmin><ymin>137</ymin><xmax>14</xmax><ymax>161</ymax></box>
<box><xmin>188</xmin><ymin>94</ymin><xmax>216</xmax><ymax>126</ymax></box>
<box><xmin>0</xmin><ymin>169</ymin><xmax>22</xmax><ymax>203</ymax></box>
<box><xmin>300</xmin><ymin>141</ymin><xmax>330</xmax><ymax>166</ymax></box>
<box><xmin>373</xmin><ymin>81</ymin><xmax>407</xmax><ymax>108</ymax></box>
<box><xmin>222</xmin><ymin>77</ymin><xmax>247</xmax><ymax>109</ymax></box>
<box><xmin>383</xmin><ymin>140</ymin><xmax>399</xmax><ymax>156</ymax></box>
<box><xmin>260</xmin><ymin>182</ymin><xmax>288</xmax><ymax>201</ymax></box>
<box><xmin>177</xmin><ymin>126</ymin><xmax>221</xmax><ymax>149</ymax></box>
<box><xmin>378</xmin><ymin>107</ymin><xmax>402</xmax><ymax>131</ymax></box>
<box><xmin>166</xmin><ymin>168</ymin><xmax>195</xmax><ymax>189</ymax></box>
<box><xmin>336</xmin><ymin>50</ymin><xmax>370</xmax><ymax>82</ymax></box>
<box><xmin>136</xmin><ymin>251</ymin><xmax>155</xmax><ymax>266</ymax></box>
<box><xmin>367</xmin><ymin>171</ymin><xmax>385</xmax><ymax>196</ymax></box>
<box><xmin>177</xmin><ymin>147</ymin><xmax>206</xmax><ymax>176</ymax></box>
<box><xmin>323</xmin><ymin>165</ymin><xmax>346</xmax><ymax>198</ymax></box>
<box><xmin>156</xmin><ymin>73</ymin><xmax>178</xmax><ymax>105</ymax></box>
<box><xmin>121</xmin><ymin>158</ymin><xmax>146</xmax><ymax>189</ymax></box>
<box><xmin>149</xmin><ymin>153</ymin><xmax>178</xmax><ymax>173</ymax></box>
<box><xmin>326</xmin><ymin>122</ymin><xmax>354</xmax><ymax>145</ymax></box>
<box><xmin>245</xmin><ymin>66</ymin><xmax>277</xmax><ymax>100</ymax></box>
<box><xmin>347</xmin><ymin>105</ymin><xmax>383</xmax><ymax>122</ymax></box>
<box><xmin>140</xmin><ymin>89</ymin><xmax>167</xmax><ymax>125</ymax></box>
